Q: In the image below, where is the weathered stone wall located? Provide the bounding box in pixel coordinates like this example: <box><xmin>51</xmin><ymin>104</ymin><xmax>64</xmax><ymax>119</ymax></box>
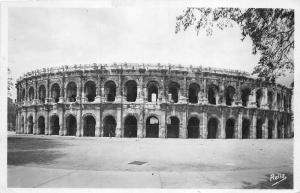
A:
<box><xmin>15</xmin><ymin>63</ymin><xmax>293</xmax><ymax>139</ymax></box>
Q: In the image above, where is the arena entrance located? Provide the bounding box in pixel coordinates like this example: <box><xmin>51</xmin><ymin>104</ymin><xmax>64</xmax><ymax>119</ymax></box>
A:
<box><xmin>242</xmin><ymin>119</ymin><xmax>250</xmax><ymax>139</ymax></box>
<box><xmin>187</xmin><ymin>117</ymin><xmax>199</xmax><ymax>138</ymax></box>
<box><xmin>125</xmin><ymin>80</ymin><xmax>137</xmax><ymax>102</ymax></box>
<box><xmin>105</xmin><ymin>81</ymin><xmax>116</xmax><ymax>102</ymax></box>
<box><xmin>225</xmin><ymin>118</ymin><xmax>235</xmax><ymax>139</ymax></box>
<box><xmin>124</xmin><ymin>116</ymin><xmax>137</xmax><ymax>138</ymax></box>
<box><xmin>147</xmin><ymin>81</ymin><xmax>158</xmax><ymax>102</ymax></box>
<box><xmin>66</xmin><ymin>82</ymin><xmax>77</xmax><ymax>102</ymax></box>
<box><xmin>38</xmin><ymin>116</ymin><xmax>45</xmax><ymax>134</ymax></box>
<box><xmin>168</xmin><ymin>82</ymin><xmax>180</xmax><ymax>103</ymax></box>
<box><xmin>188</xmin><ymin>83</ymin><xmax>200</xmax><ymax>104</ymax></box>
<box><xmin>225</xmin><ymin>86</ymin><xmax>235</xmax><ymax>106</ymax></box>
<box><xmin>167</xmin><ymin>116</ymin><xmax>179</xmax><ymax>138</ymax></box>
<box><xmin>66</xmin><ymin>115</ymin><xmax>77</xmax><ymax>136</ymax></box>
<box><xmin>268</xmin><ymin>120</ymin><xmax>273</xmax><ymax>139</ymax></box>
<box><xmin>146</xmin><ymin>116</ymin><xmax>159</xmax><ymax>138</ymax></box>
<box><xmin>28</xmin><ymin>116</ymin><xmax>33</xmax><ymax>134</ymax></box>
<box><xmin>103</xmin><ymin>116</ymin><xmax>116</xmax><ymax>137</ymax></box>
<box><xmin>83</xmin><ymin>115</ymin><xmax>96</xmax><ymax>136</ymax></box>
<box><xmin>50</xmin><ymin>115</ymin><xmax>60</xmax><ymax>135</ymax></box>
<box><xmin>207</xmin><ymin>117</ymin><xmax>218</xmax><ymax>139</ymax></box>
<box><xmin>241</xmin><ymin>87</ymin><xmax>251</xmax><ymax>107</ymax></box>
<box><xmin>256</xmin><ymin>119</ymin><xmax>263</xmax><ymax>139</ymax></box>
<box><xmin>208</xmin><ymin>84</ymin><xmax>218</xmax><ymax>105</ymax></box>
<box><xmin>39</xmin><ymin>85</ymin><xmax>46</xmax><ymax>103</ymax></box>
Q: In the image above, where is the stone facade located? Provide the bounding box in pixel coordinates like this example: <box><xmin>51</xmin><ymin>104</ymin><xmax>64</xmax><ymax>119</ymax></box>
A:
<box><xmin>15</xmin><ymin>63</ymin><xmax>293</xmax><ymax>139</ymax></box>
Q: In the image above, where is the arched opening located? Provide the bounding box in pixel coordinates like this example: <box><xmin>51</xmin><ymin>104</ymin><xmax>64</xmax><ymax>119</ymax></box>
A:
<box><xmin>146</xmin><ymin>116</ymin><xmax>159</xmax><ymax>138</ymax></box>
<box><xmin>167</xmin><ymin>116</ymin><xmax>179</xmax><ymax>138</ymax></box>
<box><xmin>277</xmin><ymin>119</ymin><xmax>283</xmax><ymax>138</ymax></box>
<box><xmin>21</xmin><ymin>89</ymin><xmax>25</xmax><ymax>101</ymax></box>
<box><xmin>29</xmin><ymin>87</ymin><xmax>34</xmax><ymax>101</ymax></box>
<box><xmin>51</xmin><ymin>83</ymin><xmax>60</xmax><ymax>103</ymax></box>
<box><xmin>256</xmin><ymin>89</ymin><xmax>263</xmax><ymax>108</ymax></box>
<box><xmin>208</xmin><ymin>84</ymin><xmax>219</xmax><ymax>105</ymax></box>
<box><xmin>38</xmin><ymin>85</ymin><xmax>46</xmax><ymax>103</ymax></box>
<box><xmin>38</xmin><ymin>116</ymin><xmax>45</xmax><ymax>135</ymax></box>
<box><xmin>147</xmin><ymin>81</ymin><xmax>158</xmax><ymax>102</ymax></box>
<box><xmin>28</xmin><ymin>116</ymin><xmax>33</xmax><ymax>134</ymax></box>
<box><xmin>225</xmin><ymin>86</ymin><xmax>235</xmax><ymax>106</ymax></box>
<box><xmin>207</xmin><ymin>117</ymin><xmax>219</xmax><ymax>139</ymax></box>
<box><xmin>103</xmin><ymin>116</ymin><xmax>116</xmax><ymax>137</ymax></box>
<box><xmin>125</xmin><ymin>80</ymin><xmax>137</xmax><ymax>102</ymax></box>
<box><xmin>256</xmin><ymin>119</ymin><xmax>263</xmax><ymax>139</ymax></box>
<box><xmin>66</xmin><ymin>82</ymin><xmax>77</xmax><ymax>102</ymax></box>
<box><xmin>277</xmin><ymin>93</ymin><xmax>281</xmax><ymax>109</ymax></box>
<box><xmin>188</xmin><ymin>83</ymin><xmax>200</xmax><ymax>104</ymax></box>
<box><xmin>242</xmin><ymin>118</ymin><xmax>250</xmax><ymax>139</ymax></box>
<box><xmin>283</xmin><ymin>96</ymin><xmax>287</xmax><ymax>111</ymax></box>
<box><xmin>284</xmin><ymin>120</ymin><xmax>289</xmax><ymax>138</ymax></box>
<box><xmin>83</xmin><ymin>115</ymin><xmax>95</xmax><ymax>137</ymax></box>
<box><xmin>105</xmin><ymin>81</ymin><xmax>116</xmax><ymax>102</ymax></box>
<box><xmin>66</xmin><ymin>115</ymin><xmax>77</xmax><ymax>136</ymax></box>
<box><xmin>187</xmin><ymin>117</ymin><xmax>199</xmax><ymax>138</ymax></box>
<box><xmin>124</xmin><ymin>115</ymin><xmax>137</xmax><ymax>137</ymax></box>
<box><xmin>268</xmin><ymin>91</ymin><xmax>273</xmax><ymax>110</ymax></box>
<box><xmin>84</xmin><ymin>81</ymin><xmax>96</xmax><ymax>102</ymax></box>
<box><xmin>225</xmin><ymin>118</ymin><xmax>235</xmax><ymax>139</ymax></box>
<box><xmin>241</xmin><ymin>87</ymin><xmax>251</xmax><ymax>107</ymax></box>
<box><xmin>168</xmin><ymin>82</ymin><xmax>180</xmax><ymax>103</ymax></box>
<box><xmin>268</xmin><ymin>120</ymin><xmax>273</xmax><ymax>139</ymax></box>
<box><xmin>50</xmin><ymin>115</ymin><xmax>60</xmax><ymax>135</ymax></box>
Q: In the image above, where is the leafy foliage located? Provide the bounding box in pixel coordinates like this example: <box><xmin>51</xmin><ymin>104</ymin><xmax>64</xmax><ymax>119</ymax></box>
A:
<box><xmin>8</xmin><ymin>68</ymin><xmax>14</xmax><ymax>98</ymax></box>
<box><xmin>175</xmin><ymin>8</ymin><xmax>294</xmax><ymax>81</ymax></box>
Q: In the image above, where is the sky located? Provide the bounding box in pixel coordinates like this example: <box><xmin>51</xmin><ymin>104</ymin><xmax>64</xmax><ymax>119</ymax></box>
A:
<box><xmin>7</xmin><ymin>7</ymin><xmax>293</xmax><ymax>99</ymax></box>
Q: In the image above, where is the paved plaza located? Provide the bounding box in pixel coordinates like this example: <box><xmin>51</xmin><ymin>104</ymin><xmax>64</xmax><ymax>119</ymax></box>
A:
<box><xmin>7</xmin><ymin>134</ymin><xmax>293</xmax><ymax>188</ymax></box>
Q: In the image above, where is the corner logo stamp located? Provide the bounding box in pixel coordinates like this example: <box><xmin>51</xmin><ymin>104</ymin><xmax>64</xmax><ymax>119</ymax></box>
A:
<box><xmin>270</xmin><ymin>173</ymin><xmax>287</xmax><ymax>186</ymax></box>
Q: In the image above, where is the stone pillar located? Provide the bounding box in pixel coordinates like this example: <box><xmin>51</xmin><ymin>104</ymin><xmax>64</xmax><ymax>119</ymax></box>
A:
<box><xmin>95</xmin><ymin>75</ymin><xmax>101</xmax><ymax>103</ymax></box>
<box><xmin>116</xmin><ymin>107</ymin><xmax>122</xmax><ymax>137</ymax></box>
<box><xmin>263</xmin><ymin>116</ymin><xmax>268</xmax><ymax>139</ymax></box>
<box><xmin>273</xmin><ymin>90</ymin><xmax>277</xmax><ymax>110</ymax></box>
<box><xmin>33</xmin><ymin>110</ymin><xmax>37</xmax><ymax>134</ymax></box>
<box><xmin>236</xmin><ymin>111</ymin><xmax>243</xmax><ymax>139</ymax></box>
<box><xmin>273</xmin><ymin>115</ymin><xmax>278</xmax><ymax>139</ymax></box>
<box><xmin>159</xmin><ymin>111</ymin><xmax>166</xmax><ymax>138</ymax></box>
<box><xmin>59</xmin><ymin>76</ymin><xmax>65</xmax><ymax>103</ymax></box>
<box><xmin>179</xmin><ymin>111</ymin><xmax>187</xmax><ymax>138</ymax></box>
<box><xmin>262</xmin><ymin>88</ymin><xmax>268</xmax><ymax>109</ymax></box>
<box><xmin>59</xmin><ymin>111</ymin><xmax>64</xmax><ymax>136</ymax></box>
<box><xmin>200</xmin><ymin>111</ymin><xmax>207</xmax><ymax>138</ymax></box>
<box><xmin>219</xmin><ymin>110</ymin><xmax>225</xmax><ymax>138</ymax></box>
<box><xmin>45</xmin><ymin>113</ymin><xmax>49</xmax><ymax>135</ymax></box>
<box><xmin>95</xmin><ymin>110</ymin><xmax>101</xmax><ymax>137</ymax></box>
<box><xmin>250</xmin><ymin>112</ymin><xmax>257</xmax><ymax>139</ymax></box>
<box><xmin>76</xmin><ymin>113</ymin><xmax>82</xmax><ymax>137</ymax></box>
<box><xmin>137</xmin><ymin>113</ymin><xmax>143</xmax><ymax>138</ymax></box>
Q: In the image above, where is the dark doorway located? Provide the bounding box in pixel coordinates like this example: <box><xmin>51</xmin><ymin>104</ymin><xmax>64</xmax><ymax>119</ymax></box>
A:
<box><xmin>84</xmin><ymin>81</ymin><xmax>96</xmax><ymax>102</ymax></box>
<box><xmin>66</xmin><ymin>82</ymin><xmax>77</xmax><ymax>102</ymax></box>
<box><xmin>208</xmin><ymin>84</ymin><xmax>218</xmax><ymax>105</ymax></box>
<box><xmin>268</xmin><ymin>120</ymin><xmax>273</xmax><ymax>139</ymax></box>
<box><xmin>147</xmin><ymin>81</ymin><xmax>158</xmax><ymax>102</ymax></box>
<box><xmin>84</xmin><ymin>115</ymin><xmax>96</xmax><ymax>136</ymax></box>
<box><xmin>256</xmin><ymin>89</ymin><xmax>263</xmax><ymax>108</ymax></box>
<box><xmin>268</xmin><ymin>91</ymin><xmax>273</xmax><ymax>110</ymax></box>
<box><xmin>256</xmin><ymin>119</ymin><xmax>263</xmax><ymax>139</ymax></box>
<box><xmin>241</xmin><ymin>87</ymin><xmax>251</xmax><ymax>107</ymax></box>
<box><xmin>277</xmin><ymin>119</ymin><xmax>283</xmax><ymax>138</ymax></box>
<box><xmin>103</xmin><ymin>116</ymin><xmax>116</xmax><ymax>137</ymax></box>
<box><xmin>225</xmin><ymin>86</ymin><xmax>235</xmax><ymax>106</ymax></box>
<box><xmin>105</xmin><ymin>81</ymin><xmax>116</xmax><ymax>102</ymax></box>
<box><xmin>124</xmin><ymin>115</ymin><xmax>137</xmax><ymax>137</ymax></box>
<box><xmin>38</xmin><ymin>116</ymin><xmax>45</xmax><ymax>135</ymax></box>
<box><xmin>28</xmin><ymin>116</ymin><xmax>33</xmax><ymax>134</ymax></box>
<box><xmin>50</xmin><ymin>115</ymin><xmax>60</xmax><ymax>135</ymax></box>
<box><xmin>225</xmin><ymin>118</ymin><xmax>235</xmax><ymax>139</ymax></box>
<box><xmin>188</xmin><ymin>83</ymin><xmax>200</xmax><ymax>104</ymax></box>
<box><xmin>146</xmin><ymin>116</ymin><xmax>159</xmax><ymax>138</ymax></box>
<box><xmin>125</xmin><ymin>80</ymin><xmax>137</xmax><ymax>102</ymax></box>
<box><xmin>242</xmin><ymin>119</ymin><xmax>250</xmax><ymax>139</ymax></box>
<box><xmin>187</xmin><ymin>117</ymin><xmax>199</xmax><ymax>138</ymax></box>
<box><xmin>207</xmin><ymin>117</ymin><xmax>218</xmax><ymax>139</ymax></box>
<box><xmin>21</xmin><ymin>116</ymin><xmax>24</xmax><ymax>132</ymax></box>
<box><xmin>167</xmin><ymin>116</ymin><xmax>179</xmax><ymax>138</ymax></box>
<box><xmin>51</xmin><ymin>83</ymin><xmax>60</xmax><ymax>103</ymax></box>
<box><xmin>39</xmin><ymin>85</ymin><xmax>46</xmax><ymax>103</ymax></box>
<box><xmin>168</xmin><ymin>82</ymin><xmax>180</xmax><ymax>103</ymax></box>
<box><xmin>29</xmin><ymin>87</ymin><xmax>34</xmax><ymax>101</ymax></box>
<box><xmin>66</xmin><ymin>115</ymin><xmax>77</xmax><ymax>136</ymax></box>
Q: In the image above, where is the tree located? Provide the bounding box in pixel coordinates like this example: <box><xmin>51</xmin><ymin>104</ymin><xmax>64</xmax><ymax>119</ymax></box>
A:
<box><xmin>175</xmin><ymin>8</ymin><xmax>294</xmax><ymax>82</ymax></box>
<box><xmin>8</xmin><ymin>68</ymin><xmax>14</xmax><ymax>98</ymax></box>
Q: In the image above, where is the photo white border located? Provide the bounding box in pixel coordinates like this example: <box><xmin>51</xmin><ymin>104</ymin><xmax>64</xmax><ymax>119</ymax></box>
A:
<box><xmin>0</xmin><ymin>0</ymin><xmax>299</xmax><ymax>193</ymax></box>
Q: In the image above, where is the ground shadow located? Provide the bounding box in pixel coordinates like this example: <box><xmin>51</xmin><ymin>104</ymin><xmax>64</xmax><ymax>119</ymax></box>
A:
<box><xmin>242</xmin><ymin>172</ymin><xmax>293</xmax><ymax>189</ymax></box>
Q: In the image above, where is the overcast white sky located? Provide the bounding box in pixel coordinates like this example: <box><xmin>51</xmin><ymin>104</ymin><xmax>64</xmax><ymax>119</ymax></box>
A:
<box><xmin>8</xmin><ymin>7</ymin><xmax>293</xmax><ymax>99</ymax></box>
